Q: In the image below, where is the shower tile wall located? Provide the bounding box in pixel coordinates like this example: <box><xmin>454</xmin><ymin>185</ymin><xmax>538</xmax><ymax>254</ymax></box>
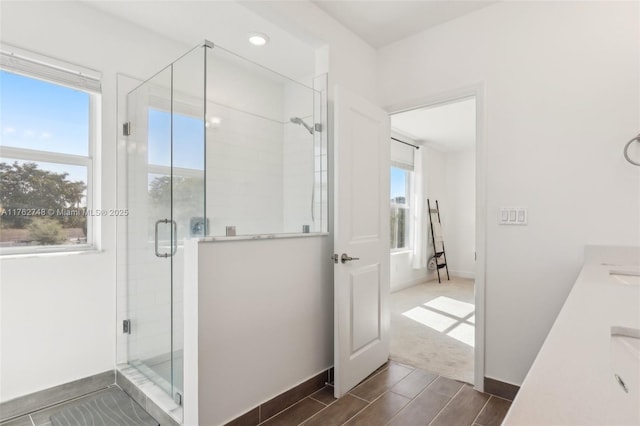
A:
<box><xmin>206</xmin><ymin>105</ymin><xmax>284</xmax><ymax>236</ymax></box>
<box><xmin>204</xmin><ymin>61</ymin><xmax>319</xmax><ymax>236</ymax></box>
<box><xmin>204</xmin><ymin>51</ymin><xmax>287</xmax><ymax>237</ymax></box>
<box><xmin>283</xmin><ymin>79</ymin><xmax>315</xmax><ymax>234</ymax></box>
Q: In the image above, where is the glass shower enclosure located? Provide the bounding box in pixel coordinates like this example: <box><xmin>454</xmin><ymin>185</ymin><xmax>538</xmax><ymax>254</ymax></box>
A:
<box><xmin>121</xmin><ymin>40</ymin><xmax>326</xmax><ymax>416</ymax></box>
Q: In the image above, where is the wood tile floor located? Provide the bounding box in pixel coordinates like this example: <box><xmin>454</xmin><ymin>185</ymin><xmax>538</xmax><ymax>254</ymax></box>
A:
<box><xmin>260</xmin><ymin>361</ymin><xmax>511</xmax><ymax>426</ymax></box>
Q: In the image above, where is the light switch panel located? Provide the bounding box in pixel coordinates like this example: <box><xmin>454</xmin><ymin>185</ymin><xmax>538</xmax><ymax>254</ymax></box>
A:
<box><xmin>500</xmin><ymin>207</ymin><xmax>528</xmax><ymax>225</ymax></box>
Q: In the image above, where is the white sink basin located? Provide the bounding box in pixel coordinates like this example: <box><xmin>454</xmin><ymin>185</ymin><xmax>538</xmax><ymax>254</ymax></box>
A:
<box><xmin>610</xmin><ymin>326</ymin><xmax>640</xmax><ymax>423</ymax></box>
<box><xmin>610</xmin><ymin>268</ymin><xmax>640</xmax><ymax>286</ymax></box>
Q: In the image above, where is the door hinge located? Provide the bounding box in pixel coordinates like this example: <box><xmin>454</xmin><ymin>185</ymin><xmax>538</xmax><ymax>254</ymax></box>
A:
<box><xmin>123</xmin><ymin>319</ymin><xmax>131</xmax><ymax>334</ymax></box>
<box><xmin>123</xmin><ymin>122</ymin><xmax>131</xmax><ymax>136</ymax></box>
<box><xmin>174</xmin><ymin>392</ymin><xmax>183</xmax><ymax>406</ymax></box>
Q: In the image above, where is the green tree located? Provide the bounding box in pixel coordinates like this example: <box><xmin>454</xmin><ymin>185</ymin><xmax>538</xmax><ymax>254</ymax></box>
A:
<box><xmin>148</xmin><ymin>175</ymin><xmax>205</xmax><ymax>237</ymax></box>
<box><xmin>0</xmin><ymin>161</ymin><xmax>86</xmax><ymax>229</ymax></box>
<box><xmin>27</xmin><ymin>218</ymin><xmax>65</xmax><ymax>245</ymax></box>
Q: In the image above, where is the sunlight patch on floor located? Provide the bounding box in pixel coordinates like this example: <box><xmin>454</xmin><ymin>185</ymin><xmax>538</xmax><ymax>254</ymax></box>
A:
<box><xmin>447</xmin><ymin>322</ymin><xmax>475</xmax><ymax>347</ymax></box>
<box><xmin>402</xmin><ymin>295</ymin><xmax>475</xmax><ymax>347</ymax></box>
<box><xmin>424</xmin><ymin>296</ymin><xmax>474</xmax><ymax>317</ymax></box>
<box><xmin>402</xmin><ymin>306</ymin><xmax>457</xmax><ymax>332</ymax></box>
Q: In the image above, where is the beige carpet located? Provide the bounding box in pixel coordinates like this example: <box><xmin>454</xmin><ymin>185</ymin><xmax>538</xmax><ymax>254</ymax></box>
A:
<box><xmin>390</xmin><ymin>277</ymin><xmax>475</xmax><ymax>384</ymax></box>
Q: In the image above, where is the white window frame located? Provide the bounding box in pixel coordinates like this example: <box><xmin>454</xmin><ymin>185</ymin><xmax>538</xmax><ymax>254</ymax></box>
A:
<box><xmin>390</xmin><ymin>164</ymin><xmax>412</xmax><ymax>253</ymax></box>
<box><xmin>0</xmin><ymin>44</ymin><xmax>101</xmax><ymax>255</ymax></box>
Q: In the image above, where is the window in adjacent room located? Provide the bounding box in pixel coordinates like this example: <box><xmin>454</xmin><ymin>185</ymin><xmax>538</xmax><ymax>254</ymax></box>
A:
<box><xmin>390</xmin><ymin>166</ymin><xmax>412</xmax><ymax>251</ymax></box>
<box><xmin>390</xmin><ymin>138</ymin><xmax>415</xmax><ymax>252</ymax></box>
<box><xmin>0</xmin><ymin>46</ymin><xmax>101</xmax><ymax>254</ymax></box>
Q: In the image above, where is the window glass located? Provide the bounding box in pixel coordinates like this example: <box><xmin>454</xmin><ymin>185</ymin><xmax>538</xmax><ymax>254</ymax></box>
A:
<box><xmin>390</xmin><ymin>166</ymin><xmax>411</xmax><ymax>251</ymax></box>
<box><xmin>147</xmin><ymin>108</ymin><xmax>204</xmax><ymax>170</ymax></box>
<box><xmin>0</xmin><ymin>159</ymin><xmax>88</xmax><ymax>249</ymax></box>
<box><xmin>0</xmin><ymin>68</ymin><xmax>95</xmax><ymax>253</ymax></box>
<box><xmin>390</xmin><ymin>166</ymin><xmax>408</xmax><ymax>204</ymax></box>
<box><xmin>0</xmin><ymin>70</ymin><xmax>89</xmax><ymax>156</ymax></box>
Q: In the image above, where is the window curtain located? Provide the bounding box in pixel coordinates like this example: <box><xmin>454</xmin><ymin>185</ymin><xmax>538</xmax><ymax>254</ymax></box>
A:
<box><xmin>411</xmin><ymin>148</ymin><xmax>426</xmax><ymax>269</ymax></box>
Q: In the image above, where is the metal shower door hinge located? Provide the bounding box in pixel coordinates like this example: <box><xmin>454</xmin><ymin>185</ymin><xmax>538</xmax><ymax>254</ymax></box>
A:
<box><xmin>123</xmin><ymin>122</ymin><xmax>131</xmax><ymax>136</ymax></box>
<box><xmin>123</xmin><ymin>319</ymin><xmax>131</xmax><ymax>334</ymax></box>
<box><xmin>174</xmin><ymin>392</ymin><xmax>182</xmax><ymax>405</ymax></box>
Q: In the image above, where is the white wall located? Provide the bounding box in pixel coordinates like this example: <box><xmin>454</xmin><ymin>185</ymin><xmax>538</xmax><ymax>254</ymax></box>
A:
<box><xmin>442</xmin><ymin>147</ymin><xmax>475</xmax><ymax>278</ymax></box>
<box><xmin>423</xmin><ymin>146</ymin><xmax>448</xmax><ymax>282</ymax></box>
<box><xmin>378</xmin><ymin>1</ymin><xmax>640</xmax><ymax>385</ymax></box>
<box><xmin>0</xmin><ymin>1</ymin><xmax>190</xmax><ymax>402</ymax></box>
<box><xmin>241</xmin><ymin>1</ymin><xmax>378</xmax><ymax>102</ymax></box>
<box><xmin>390</xmin><ymin>251</ymin><xmax>427</xmax><ymax>292</ymax></box>
<box><xmin>196</xmin><ymin>236</ymin><xmax>332</xmax><ymax>426</ymax></box>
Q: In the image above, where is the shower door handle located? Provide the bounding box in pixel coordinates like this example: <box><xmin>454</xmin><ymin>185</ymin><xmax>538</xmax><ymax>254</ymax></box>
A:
<box><xmin>155</xmin><ymin>219</ymin><xmax>178</xmax><ymax>258</ymax></box>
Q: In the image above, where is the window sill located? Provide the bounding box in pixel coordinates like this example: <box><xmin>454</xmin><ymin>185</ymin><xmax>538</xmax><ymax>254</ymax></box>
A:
<box><xmin>0</xmin><ymin>247</ymin><xmax>101</xmax><ymax>260</ymax></box>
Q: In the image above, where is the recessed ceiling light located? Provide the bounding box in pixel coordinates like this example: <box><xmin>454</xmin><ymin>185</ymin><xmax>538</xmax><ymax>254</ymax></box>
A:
<box><xmin>248</xmin><ymin>33</ymin><xmax>269</xmax><ymax>46</ymax></box>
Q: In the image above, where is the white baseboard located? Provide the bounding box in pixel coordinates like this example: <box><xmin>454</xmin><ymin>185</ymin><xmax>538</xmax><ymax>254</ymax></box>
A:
<box><xmin>449</xmin><ymin>270</ymin><xmax>475</xmax><ymax>279</ymax></box>
<box><xmin>391</xmin><ymin>276</ymin><xmax>428</xmax><ymax>293</ymax></box>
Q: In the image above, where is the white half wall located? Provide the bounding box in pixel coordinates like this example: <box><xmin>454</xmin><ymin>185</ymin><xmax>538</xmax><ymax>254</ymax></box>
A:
<box><xmin>378</xmin><ymin>1</ymin><xmax>640</xmax><ymax>385</ymax></box>
<box><xmin>196</xmin><ymin>236</ymin><xmax>332</xmax><ymax>426</ymax></box>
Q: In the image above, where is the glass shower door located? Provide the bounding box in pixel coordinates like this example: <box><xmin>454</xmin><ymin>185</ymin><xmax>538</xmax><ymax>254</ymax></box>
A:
<box><xmin>125</xmin><ymin>45</ymin><xmax>206</xmax><ymax>410</ymax></box>
<box><xmin>126</xmin><ymin>65</ymin><xmax>176</xmax><ymax>399</ymax></box>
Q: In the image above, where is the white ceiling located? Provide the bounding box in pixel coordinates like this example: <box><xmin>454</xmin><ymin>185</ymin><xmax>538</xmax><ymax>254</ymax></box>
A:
<box><xmin>81</xmin><ymin>0</ymin><xmax>499</xmax><ymax>82</ymax></box>
<box><xmin>391</xmin><ymin>98</ymin><xmax>476</xmax><ymax>152</ymax></box>
<box><xmin>311</xmin><ymin>0</ymin><xmax>498</xmax><ymax>48</ymax></box>
<box><xmin>83</xmin><ymin>0</ymin><xmax>317</xmax><ymax>81</ymax></box>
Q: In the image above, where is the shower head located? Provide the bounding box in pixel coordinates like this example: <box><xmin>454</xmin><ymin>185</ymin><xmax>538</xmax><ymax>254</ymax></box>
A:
<box><xmin>290</xmin><ymin>117</ymin><xmax>314</xmax><ymax>135</ymax></box>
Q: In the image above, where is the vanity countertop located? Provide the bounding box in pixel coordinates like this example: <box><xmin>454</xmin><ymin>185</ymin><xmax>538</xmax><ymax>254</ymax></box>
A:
<box><xmin>503</xmin><ymin>246</ymin><xmax>640</xmax><ymax>425</ymax></box>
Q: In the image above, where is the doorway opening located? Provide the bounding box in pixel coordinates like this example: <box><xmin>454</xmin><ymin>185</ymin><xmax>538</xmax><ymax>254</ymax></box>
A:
<box><xmin>389</xmin><ymin>96</ymin><xmax>477</xmax><ymax>385</ymax></box>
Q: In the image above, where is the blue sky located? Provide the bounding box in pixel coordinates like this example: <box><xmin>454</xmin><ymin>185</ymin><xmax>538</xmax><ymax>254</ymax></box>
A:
<box><xmin>390</xmin><ymin>166</ymin><xmax>408</xmax><ymax>200</ymax></box>
<box><xmin>0</xmin><ymin>70</ymin><xmax>204</xmax><ymax>187</ymax></box>
<box><xmin>0</xmin><ymin>70</ymin><xmax>89</xmax><ymax>155</ymax></box>
<box><xmin>0</xmin><ymin>70</ymin><xmax>89</xmax><ymax>184</ymax></box>
<box><xmin>148</xmin><ymin>109</ymin><xmax>204</xmax><ymax>170</ymax></box>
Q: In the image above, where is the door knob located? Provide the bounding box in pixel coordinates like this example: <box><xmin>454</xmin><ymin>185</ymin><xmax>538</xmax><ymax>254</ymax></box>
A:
<box><xmin>341</xmin><ymin>253</ymin><xmax>360</xmax><ymax>264</ymax></box>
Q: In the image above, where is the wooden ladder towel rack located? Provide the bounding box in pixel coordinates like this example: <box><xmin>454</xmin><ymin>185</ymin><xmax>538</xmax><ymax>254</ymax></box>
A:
<box><xmin>427</xmin><ymin>199</ymin><xmax>450</xmax><ymax>284</ymax></box>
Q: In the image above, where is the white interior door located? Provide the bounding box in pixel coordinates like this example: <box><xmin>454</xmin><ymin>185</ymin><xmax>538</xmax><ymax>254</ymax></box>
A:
<box><xmin>334</xmin><ymin>86</ymin><xmax>390</xmax><ymax>398</ymax></box>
